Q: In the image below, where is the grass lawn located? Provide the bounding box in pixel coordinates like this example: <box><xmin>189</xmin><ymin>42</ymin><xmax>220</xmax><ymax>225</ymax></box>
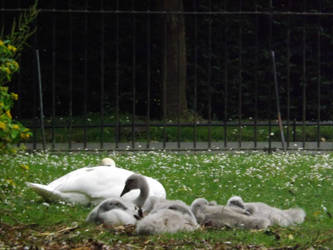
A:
<box><xmin>1</xmin><ymin>151</ymin><xmax>332</xmax><ymax>249</ymax></box>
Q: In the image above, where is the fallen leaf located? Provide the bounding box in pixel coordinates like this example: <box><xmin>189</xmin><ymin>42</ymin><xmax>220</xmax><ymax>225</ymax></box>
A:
<box><xmin>113</xmin><ymin>225</ymin><xmax>125</xmax><ymax>231</ymax></box>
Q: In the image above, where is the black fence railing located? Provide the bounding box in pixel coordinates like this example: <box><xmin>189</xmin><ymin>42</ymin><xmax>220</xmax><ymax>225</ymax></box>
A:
<box><xmin>1</xmin><ymin>0</ymin><xmax>333</xmax><ymax>152</ymax></box>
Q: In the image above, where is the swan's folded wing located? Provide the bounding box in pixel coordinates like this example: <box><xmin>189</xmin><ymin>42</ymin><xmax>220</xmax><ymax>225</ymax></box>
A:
<box><xmin>145</xmin><ymin>176</ymin><xmax>167</xmax><ymax>199</ymax></box>
<box><xmin>47</xmin><ymin>166</ymin><xmax>133</xmax><ymax>194</ymax></box>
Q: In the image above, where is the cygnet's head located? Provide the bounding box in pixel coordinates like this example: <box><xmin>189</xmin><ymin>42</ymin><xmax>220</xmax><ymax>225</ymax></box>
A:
<box><xmin>226</xmin><ymin>195</ymin><xmax>245</xmax><ymax>209</ymax></box>
<box><xmin>190</xmin><ymin>198</ymin><xmax>209</xmax><ymax>213</ymax></box>
<box><xmin>168</xmin><ymin>204</ymin><xmax>195</xmax><ymax>218</ymax></box>
<box><xmin>87</xmin><ymin>199</ymin><xmax>126</xmax><ymax>224</ymax></box>
<box><xmin>98</xmin><ymin>199</ymin><xmax>128</xmax><ymax>213</ymax></box>
<box><xmin>120</xmin><ymin>174</ymin><xmax>147</xmax><ymax>197</ymax></box>
<box><xmin>100</xmin><ymin>158</ymin><xmax>116</xmax><ymax>167</ymax></box>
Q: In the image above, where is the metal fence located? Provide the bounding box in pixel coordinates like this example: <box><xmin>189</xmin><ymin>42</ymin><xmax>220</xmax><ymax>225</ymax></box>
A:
<box><xmin>1</xmin><ymin>0</ymin><xmax>333</xmax><ymax>152</ymax></box>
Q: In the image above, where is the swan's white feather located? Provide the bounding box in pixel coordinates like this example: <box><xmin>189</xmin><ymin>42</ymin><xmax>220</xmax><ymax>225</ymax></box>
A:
<box><xmin>26</xmin><ymin>163</ymin><xmax>166</xmax><ymax>205</ymax></box>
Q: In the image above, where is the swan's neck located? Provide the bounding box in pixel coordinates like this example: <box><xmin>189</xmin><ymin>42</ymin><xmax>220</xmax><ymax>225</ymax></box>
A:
<box><xmin>134</xmin><ymin>180</ymin><xmax>149</xmax><ymax>208</ymax></box>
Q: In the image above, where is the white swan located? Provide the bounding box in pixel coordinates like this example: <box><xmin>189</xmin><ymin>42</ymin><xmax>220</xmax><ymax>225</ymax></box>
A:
<box><xmin>226</xmin><ymin>196</ymin><xmax>306</xmax><ymax>227</ymax></box>
<box><xmin>191</xmin><ymin>198</ymin><xmax>271</xmax><ymax>229</ymax></box>
<box><xmin>25</xmin><ymin>158</ymin><xmax>166</xmax><ymax>205</ymax></box>
<box><xmin>86</xmin><ymin>197</ymin><xmax>138</xmax><ymax>226</ymax></box>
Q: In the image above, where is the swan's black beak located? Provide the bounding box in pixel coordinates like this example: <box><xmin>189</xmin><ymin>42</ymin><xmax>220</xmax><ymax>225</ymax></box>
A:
<box><xmin>120</xmin><ymin>186</ymin><xmax>129</xmax><ymax>197</ymax></box>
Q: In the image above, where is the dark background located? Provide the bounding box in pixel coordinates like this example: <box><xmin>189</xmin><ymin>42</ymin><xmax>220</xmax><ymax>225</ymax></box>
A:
<box><xmin>1</xmin><ymin>0</ymin><xmax>332</xmax><ymax>122</ymax></box>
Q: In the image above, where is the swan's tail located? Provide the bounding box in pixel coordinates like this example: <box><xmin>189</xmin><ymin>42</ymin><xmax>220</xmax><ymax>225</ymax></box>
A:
<box><xmin>284</xmin><ymin>208</ymin><xmax>306</xmax><ymax>224</ymax></box>
<box><xmin>26</xmin><ymin>182</ymin><xmax>90</xmax><ymax>205</ymax></box>
<box><xmin>25</xmin><ymin>182</ymin><xmax>63</xmax><ymax>202</ymax></box>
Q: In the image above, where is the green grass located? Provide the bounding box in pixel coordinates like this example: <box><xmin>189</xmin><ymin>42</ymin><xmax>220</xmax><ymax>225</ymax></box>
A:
<box><xmin>1</xmin><ymin>152</ymin><xmax>333</xmax><ymax>249</ymax></box>
<box><xmin>23</xmin><ymin>113</ymin><xmax>333</xmax><ymax>143</ymax></box>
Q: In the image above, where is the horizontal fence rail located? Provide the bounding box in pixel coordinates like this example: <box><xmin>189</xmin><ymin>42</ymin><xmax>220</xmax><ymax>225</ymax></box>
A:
<box><xmin>2</xmin><ymin>9</ymin><xmax>333</xmax><ymax>16</ymax></box>
<box><xmin>1</xmin><ymin>0</ymin><xmax>332</xmax><ymax>152</ymax></box>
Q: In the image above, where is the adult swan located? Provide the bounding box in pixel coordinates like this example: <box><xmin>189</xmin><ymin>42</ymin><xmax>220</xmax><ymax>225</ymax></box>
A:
<box><xmin>25</xmin><ymin>158</ymin><xmax>166</xmax><ymax>205</ymax></box>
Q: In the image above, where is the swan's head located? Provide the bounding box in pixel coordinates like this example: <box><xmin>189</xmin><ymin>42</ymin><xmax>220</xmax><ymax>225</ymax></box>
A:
<box><xmin>100</xmin><ymin>158</ymin><xmax>116</xmax><ymax>167</ymax></box>
<box><xmin>120</xmin><ymin>174</ymin><xmax>147</xmax><ymax>197</ymax></box>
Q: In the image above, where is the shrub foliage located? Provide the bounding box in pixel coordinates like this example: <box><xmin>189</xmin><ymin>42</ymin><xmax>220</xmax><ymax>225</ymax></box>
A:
<box><xmin>0</xmin><ymin>1</ymin><xmax>38</xmax><ymax>153</ymax></box>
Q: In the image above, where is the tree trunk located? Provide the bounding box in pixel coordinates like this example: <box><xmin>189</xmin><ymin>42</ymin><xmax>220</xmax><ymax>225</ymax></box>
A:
<box><xmin>161</xmin><ymin>0</ymin><xmax>187</xmax><ymax>119</ymax></box>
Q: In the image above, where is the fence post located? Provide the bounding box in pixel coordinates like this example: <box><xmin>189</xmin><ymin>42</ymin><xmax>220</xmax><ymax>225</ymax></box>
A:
<box><xmin>35</xmin><ymin>49</ymin><xmax>46</xmax><ymax>151</ymax></box>
<box><xmin>272</xmin><ymin>51</ymin><xmax>286</xmax><ymax>152</ymax></box>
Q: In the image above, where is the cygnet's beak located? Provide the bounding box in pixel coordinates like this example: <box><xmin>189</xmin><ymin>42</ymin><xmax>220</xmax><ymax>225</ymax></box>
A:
<box><xmin>134</xmin><ymin>208</ymin><xmax>143</xmax><ymax>220</ymax></box>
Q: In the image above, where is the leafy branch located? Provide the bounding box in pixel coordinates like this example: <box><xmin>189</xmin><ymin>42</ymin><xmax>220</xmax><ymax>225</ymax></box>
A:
<box><xmin>1</xmin><ymin>0</ymin><xmax>39</xmax><ymax>56</ymax></box>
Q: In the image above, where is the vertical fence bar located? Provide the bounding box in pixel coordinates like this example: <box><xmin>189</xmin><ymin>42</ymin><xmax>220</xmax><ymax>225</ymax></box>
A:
<box><xmin>223</xmin><ymin>1</ymin><xmax>228</xmax><ymax>148</ymax></box>
<box><xmin>162</xmin><ymin>10</ymin><xmax>167</xmax><ymax>150</ymax></box>
<box><xmin>15</xmin><ymin>0</ymin><xmax>22</xmax><ymax>118</ymax></box>
<box><xmin>100</xmin><ymin>0</ymin><xmax>105</xmax><ymax>150</ymax></box>
<box><xmin>177</xmin><ymin>2</ymin><xmax>180</xmax><ymax>150</ymax></box>
<box><xmin>83</xmin><ymin>0</ymin><xmax>88</xmax><ymax>149</ymax></box>
<box><xmin>131</xmin><ymin>0</ymin><xmax>136</xmax><ymax>150</ymax></box>
<box><xmin>293</xmin><ymin>119</ymin><xmax>296</xmax><ymax>142</ymax></box>
<box><xmin>115</xmin><ymin>0</ymin><xmax>120</xmax><ymax>149</ymax></box>
<box><xmin>268</xmin><ymin>0</ymin><xmax>273</xmax><ymax>153</ymax></box>
<box><xmin>302</xmin><ymin>0</ymin><xmax>307</xmax><ymax>149</ymax></box>
<box><xmin>286</xmin><ymin>1</ymin><xmax>291</xmax><ymax>149</ymax></box>
<box><xmin>238</xmin><ymin>0</ymin><xmax>242</xmax><ymax>149</ymax></box>
<box><xmin>207</xmin><ymin>0</ymin><xmax>212</xmax><ymax>149</ymax></box>
<box><xmin>146</xmin><ymin>1</ymin><xmax>151</xmax><ymax>150</ymax></box>
<box><xmin>0</xmin><ymin>0</ymin><xmax>3</xmax><ymax>28</ymax></box>
<box><xmin>316</xmin><ymin>3</ymin><xmax>321</xmax><ymax>149</ymax></box>
<box><xmin>51</xmin><ymin>2</ymin><xmax>56</xmax><ymax>150</ymax></box>
<box><xmin>177</xmin><ymin>0</ymin><xmax>181</xmax><ymax>151</ymax></box>
<box><xmin>193</xmin><ymin>0</ymin><xmax>198</xmax><ymax>150</ymax></box>
<box><xmin>68</xmin><ymin>0</ymin><xmax>73</xmax><ymax>151</ymax></box>
<box><xmin>32</xmin><ymin>24</ymin><xmax>38</xmax><ymax>150</ymax></box>
<box><xmin>254</xmin><ymin>2</ymin><xmax>258</xmax><ymax>149</ymax></box>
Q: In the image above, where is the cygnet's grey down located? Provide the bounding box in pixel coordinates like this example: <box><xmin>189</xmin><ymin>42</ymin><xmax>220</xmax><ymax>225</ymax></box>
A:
<box><xmin>86</xmin><ymin>197</ymin><xmax>139</xmax><ymax>226</ymax></box>
<box><xmin>136</xmin><ymin>202</ymin><xmax>199</xmax><ymax>235</ymax></box>
<box><xmin>86</xmin><ymin>174</ymin><xmax>153</xmax><ymax>226</ymax></box>
<box><xmin>191</xmin><ymin>198</ymin><xmax>271</xmax><ymax>229</ymax></box>
<box><xmin>143</xmin><ymin>196</ymin><xmax>193</xmax><ymax>215</ymax></box>
<box><xmin>121</xmin><ymin>175</ymin><xmax>198</xmax><ymax>234</ymax></box>
<box><xmin>120</xmin><ymin>174</ymin><xmax>189</xmax><ymax>216</ymax></box>
<box><xmin>226</xmin><ymin>196</ymin><xmax>306</xmax><ymax>227</ymax></box>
